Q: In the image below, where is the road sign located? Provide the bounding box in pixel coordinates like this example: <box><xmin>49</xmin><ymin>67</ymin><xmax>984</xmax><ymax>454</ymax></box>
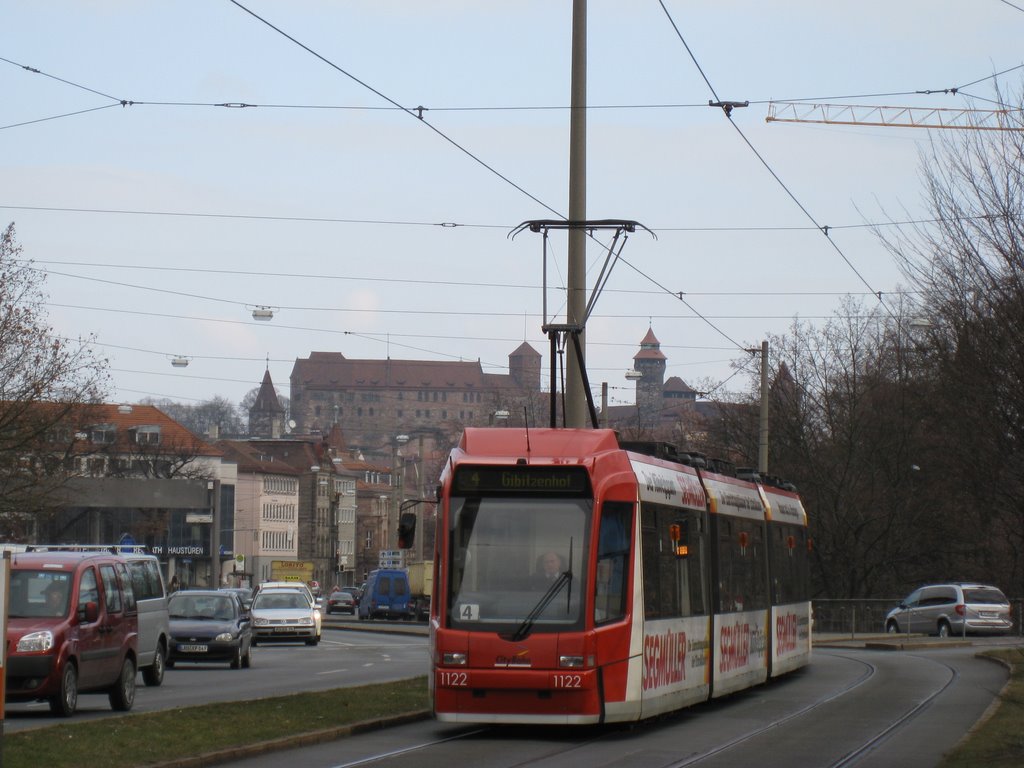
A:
<box><xmin>379</xmin><ymin>550</ymin><xmax>405</xmax><ymax>568</ymax></box>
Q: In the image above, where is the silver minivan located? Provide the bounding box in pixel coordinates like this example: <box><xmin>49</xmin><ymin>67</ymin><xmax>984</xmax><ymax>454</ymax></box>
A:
<box><xmin>885</xmin><ymin>583</ymin><xmax>1013</xmax><ymax>637</ymax></box>
<box><xmin>124</xmin><ymin>553</ymin><xmax>171</xmax><ymax>686</ymax></box>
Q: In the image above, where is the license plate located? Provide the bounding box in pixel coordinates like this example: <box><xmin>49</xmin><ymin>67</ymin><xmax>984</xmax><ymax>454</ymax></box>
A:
<box><xmin>979</xmin><ymin>611</ymin><xmax>998</xmax><ymax>618</ymax></box>
<box><xmin>180</xmin><ymin>644</ymin><xmax>208</xmax><ymax>652</ymax></box>
<box><xmin>273</xmin><ymin>626</ymin><xmax>292</xmax><ymax>633</ymax></box>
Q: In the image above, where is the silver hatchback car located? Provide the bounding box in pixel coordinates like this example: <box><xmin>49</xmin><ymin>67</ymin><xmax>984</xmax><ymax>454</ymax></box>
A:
<box><xmin>885</xmin><ymin>583</ymin><xmax>1013</xmax><ymax>637</ymax></box>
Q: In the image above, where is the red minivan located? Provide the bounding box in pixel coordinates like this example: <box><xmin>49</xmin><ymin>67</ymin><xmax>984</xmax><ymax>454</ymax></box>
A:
<box><xmin>5</xmin><ymin>550</ymin><xmax>139</xmax><ymax>716</ymax></box>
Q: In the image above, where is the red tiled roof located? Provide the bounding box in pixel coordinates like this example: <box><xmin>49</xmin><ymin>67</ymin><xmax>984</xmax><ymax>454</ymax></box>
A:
<box><xmin>62</xmin><ymin>403</ymin><xmax>221</xmax><ymax>456</ymax></box>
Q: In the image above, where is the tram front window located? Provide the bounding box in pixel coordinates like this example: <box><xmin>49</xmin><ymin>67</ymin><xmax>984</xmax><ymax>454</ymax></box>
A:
<box><xmin>448</xmin><ymin>495</ymin><xmax>590</xmax><ymax>632</ymax></box>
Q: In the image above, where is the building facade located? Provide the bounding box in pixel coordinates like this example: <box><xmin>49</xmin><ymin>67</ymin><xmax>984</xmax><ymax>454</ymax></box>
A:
<box><xmin>288</xmin><ymin>343</ymin><xmax>543</xmax><ymax>463</ymax></box>
<box><xmin>34</xmin><ymin>402</ymin><xmax>235</xmax><ymax>588</ymax></box>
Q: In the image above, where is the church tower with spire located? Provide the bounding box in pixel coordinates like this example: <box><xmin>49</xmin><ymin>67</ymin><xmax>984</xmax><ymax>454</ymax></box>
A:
<box><xmin>248</xmin><ymin>368</ymin><xmax>286</xmax><ymax>438</ymax></box>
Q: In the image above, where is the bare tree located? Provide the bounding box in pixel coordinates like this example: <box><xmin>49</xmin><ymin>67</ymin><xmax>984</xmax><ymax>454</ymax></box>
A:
<box><xmin>875</xmin><ymin>84</ymin><xmax>1024</xmax><ymax>593</ymax></box>
<box><xmin>0</xmin><ymin>224</ymin><xmax>110</xmax><ymax>536</ymax></box>
<box><xmin>142</xmin><ymin>396</ymin><xmax>247</xmax><ymax>438</ymax></box>
<box><xmin>748</xmin><ymin>298</ymin><xmax>937</xmax><ymax>598</ymax></box>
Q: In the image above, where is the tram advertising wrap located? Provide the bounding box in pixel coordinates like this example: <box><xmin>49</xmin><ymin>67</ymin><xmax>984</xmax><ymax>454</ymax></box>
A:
<box><xmin>429</xmin><ymin>427</ymin><xmax>811</xmax><ymax>725</ymax></box>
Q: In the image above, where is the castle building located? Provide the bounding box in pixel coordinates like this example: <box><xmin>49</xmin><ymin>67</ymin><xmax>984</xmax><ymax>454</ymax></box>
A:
<box><xmin>286</xmin><ymin>344</ymin><xmax>543</xmax><ymax>462</ymax></box>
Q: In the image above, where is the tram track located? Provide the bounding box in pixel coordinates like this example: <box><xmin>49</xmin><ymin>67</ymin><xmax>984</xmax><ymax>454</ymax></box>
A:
<box><xmin>663</xmin><ymin>651</ymin><xmax>960</xmax><ymax>768</ymax></box>
<box><xmin>826</xmin><ymin>654</ymin><xmax>959</xmax><ymax>768</ymax></box>
<box><xmin>325</xmin><ymin>650</ymin><xmax>882</xmax><ymax>768</ymax></box>
<box><xmin>303</xmin><ymin>649</ymin><xmax>978</xmax><ymax>768</ymax></box>
<box><xmin>665</xmin><ymin>650</ymin><xmax>880</xmax><ymax>768</ymax></box>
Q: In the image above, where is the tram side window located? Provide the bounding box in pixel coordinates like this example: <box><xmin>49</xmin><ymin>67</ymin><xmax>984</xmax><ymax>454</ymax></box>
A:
<box><xmin>594</xmin><ymin>501</ymin><xmax>632</xmax><ymax>624</ymax></box>
<box><xmin>768</xmin><ymin>524</ymin><xmax>809</xmax><ymax>604</ymax></box>
<box><xmin>641</xmin><ymin>504</ymin><xmax>708</xmax><ymax>620</ymax></box>
<box><xmin>716</xmin><ymin>517</ymin><xmax>768</xmax><ymax>613</ymax></box>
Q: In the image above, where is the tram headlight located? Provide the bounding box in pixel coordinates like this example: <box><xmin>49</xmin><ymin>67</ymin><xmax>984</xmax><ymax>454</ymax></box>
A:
<box><xmin>443</xmin><ymin>652</ymin><xmax>467</xmax><ymax>666</ymax></box>
<box><xmin>559</xmin><ymin>655</ymin><xmax>586</xmax><ymax>668</ymax></box>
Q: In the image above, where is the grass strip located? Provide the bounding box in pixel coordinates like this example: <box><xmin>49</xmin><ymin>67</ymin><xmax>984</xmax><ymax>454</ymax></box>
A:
<box><xmin>940</xmin><ymin>647</ymin><xmax>1024</xmax><ymax>767</ymax></box>
<box><xmin>2</xmin><ymin>676</ymin><xmax>429</xmax><ymax>768</ymax></box>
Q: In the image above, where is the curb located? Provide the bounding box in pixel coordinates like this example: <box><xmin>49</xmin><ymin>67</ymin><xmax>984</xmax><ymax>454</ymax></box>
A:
<box><xmin>947</xmin><ymin>651</ymin><xmax>1015</xmax><ymax>754</ymax></box>
<box><xmin>148</xmin><ymin>710</ymin><xmax>434</xmax><ymax>768</ymax></box>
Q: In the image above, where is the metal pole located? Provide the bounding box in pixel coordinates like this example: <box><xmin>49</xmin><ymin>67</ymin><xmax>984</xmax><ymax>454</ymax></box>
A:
<box><xmin>758</xmin><ymin>340</ymin><xmax>769</xmax><ymax>474</ymax></box>
<box><xmin>565</xmin><ymin>0</ymin><xmax>588</xmax><ymax>428</ymax></box>
<box><xmin>210</xmin><ymin>479</ymin><xmax>221</xmax><ymax>588</ymax></box>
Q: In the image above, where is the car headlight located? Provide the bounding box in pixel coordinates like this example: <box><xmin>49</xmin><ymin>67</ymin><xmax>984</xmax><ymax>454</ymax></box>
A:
<box><xmin>300</xmin><ymin>617</ymin><xmax>314</xmax><ymax>626</ymax></box>
<box><xmin>17</xmin><ymin>630</ymin><xmax>54</xmax><ymax>653</ymax></box>
<box><xmin>214</xmin><ymin>632</ymin><xmax>235</xmax><ymax>642</ymax></box>
<box><xmin>253</xmin><ymin>617</ymin><xmax>269</xmax><ymax>626</ymax></box>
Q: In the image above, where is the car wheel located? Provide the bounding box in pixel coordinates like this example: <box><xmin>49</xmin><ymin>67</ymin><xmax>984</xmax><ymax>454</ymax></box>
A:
<box><xmin>938</xmin><ymin>620</ymin><xmax>952</xmax><ymax>638</ymax></box>
<box><xmin>49</xmin><ymin>661</ymin><xmax>78</xmax><ymax>717</ymax></box>
<box><xmin>886</xmin><ymin>620</ymin><xmax>899</xmax><ymax>634</ymax></box>
<box><xmin>166</xmin><ymin>658</ymin><xmax>176</xmax><ymax>669</ymax></box>
<box><xmin>142</xmin><ymin>643</ymin><xmax>166</xmax><ymax>687</ymax></box>
<box><xmin>306</xmin><ymin>636</ymin><xmax>319</xmax><ymax>646</ymax></box>
<box><xmin>230</xmin><ymin>645</ymin><xmax>243</xmax><ymax>669</ymax></box>
<box><xmin>242</xmin><ymin>642</ymin><xmax>253</xmax><ymax>669</ymax></box>
<box><xmin>109</xmin><ymin>656</ymin><xmax>137</xmax><ymax>711</ymax></box>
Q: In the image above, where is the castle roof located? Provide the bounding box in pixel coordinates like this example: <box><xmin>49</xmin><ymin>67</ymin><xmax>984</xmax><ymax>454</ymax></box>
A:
<box><xmin>251</xmin><ymin>369</ymin><xmax>285</xmax><ymax>415</ymax></box>
<box><xmin>633</xmin><ymin>327</ymin><xmax>667</xmax><ymax>361</ymax></box>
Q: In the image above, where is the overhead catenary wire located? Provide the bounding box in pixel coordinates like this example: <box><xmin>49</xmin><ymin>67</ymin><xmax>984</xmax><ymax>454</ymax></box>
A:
<box><xmin>29</xmin><ymin>257</ymin><xmax>924</xmax><ymax>297</ymax></box>
<box><xmin>6</xmin><ymin>7</ymin><xmax>1007</xmax><ymax>409</ymax></box>
<box><xmin>226</xmin><ymin>0</ymin><xmax>564</xmax><ymax>222</ymax></box>
<box><xmin>7</xmin><ymin>53</ymin><xmax>1018</xmax><ymax>120</ymax></box>
<box><xmin>6</xmin><ymin>203</ymin><xmax>1008</xmax><ymax>234</ymax></box>
<box><xmin>657</xmin><ymin>1</ymin><xmax>889</xmax><ymax>315</ymax></box>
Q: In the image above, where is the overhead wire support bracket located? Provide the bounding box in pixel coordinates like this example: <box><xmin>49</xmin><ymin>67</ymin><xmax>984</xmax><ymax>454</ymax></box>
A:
<box><xmin>709</xmin><ymin>100</ymin><xmax>749</xmax><ymax>117</ymax></box>
<box><xmin>509</xmin><ymin>219</ymin><xmax>654</xmax><ymax>328</ymax></box>
<box><xmin>510</xmin><ymin>219</ymin><xmax>654</xmax><ymax>429</ymax></box>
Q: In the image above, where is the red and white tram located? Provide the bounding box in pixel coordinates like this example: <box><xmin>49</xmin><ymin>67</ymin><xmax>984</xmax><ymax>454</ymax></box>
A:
<box><xmin>426</xmin><ymin>427</ymin><xmax>811</xmax><ymax>725</ymax></box>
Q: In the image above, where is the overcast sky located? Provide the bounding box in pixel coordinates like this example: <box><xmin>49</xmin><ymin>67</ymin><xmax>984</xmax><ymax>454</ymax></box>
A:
<box><xmin>3</xmin><ymin>1</ymin><xmax>1022</xmax><ymax>412</ymax></box>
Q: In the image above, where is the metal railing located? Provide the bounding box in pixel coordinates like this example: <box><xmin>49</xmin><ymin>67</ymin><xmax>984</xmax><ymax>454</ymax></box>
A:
<box><xmin>812</xmin><ymin>598</ymin><xmax>1024</xmax><ymax>636</ymax></box>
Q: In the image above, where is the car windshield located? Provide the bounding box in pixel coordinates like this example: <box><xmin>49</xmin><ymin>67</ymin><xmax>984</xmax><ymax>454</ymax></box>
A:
<box><xmin>169</xmin><ymin>594</ymin><xmax>236</xmax><ymax>620</ymax></box>
<box><xmin>9</xmin><ymin>570</ymin><xmax>72</xmax><ymax>618</ymax></box>
<box><xmin>447</xmin><ymin>494</ymin><xmax>591</xmax><ymax>634</ymax></box>
<box><xmin>254</xmin><ymin>592</ymin><xmax>310</xmax><ymax>610</ymax></box>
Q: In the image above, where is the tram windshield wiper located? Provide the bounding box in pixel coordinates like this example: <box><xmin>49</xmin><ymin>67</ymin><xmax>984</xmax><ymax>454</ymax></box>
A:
<box><xmin>510</xmin><ymin>570</ymin><xmax>571</xmax><ymax>642</ymax></box>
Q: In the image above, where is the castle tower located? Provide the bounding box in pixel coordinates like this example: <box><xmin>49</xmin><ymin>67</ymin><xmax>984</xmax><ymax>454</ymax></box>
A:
<box><xmin>633</xmin><ymin>327</ymin><xmax>666</xmax><ymax>427</ymax></box>
<box><xmin>509</xmin><ymin>342</ymin><xmax>542</xmax><ymax>389</ymax></box>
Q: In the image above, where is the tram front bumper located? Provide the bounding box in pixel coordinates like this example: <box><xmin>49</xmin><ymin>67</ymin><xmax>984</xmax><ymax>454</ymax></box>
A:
<box><xmin>433</xmin><ymin>667</ymin><xmax>602</xmax><ymax>723</ymax></box>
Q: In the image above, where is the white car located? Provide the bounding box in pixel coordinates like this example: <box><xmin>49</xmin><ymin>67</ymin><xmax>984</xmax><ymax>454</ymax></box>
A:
<box><xmin>254</xmin><ymin>580</ymin><xmax>314</xmax><ymax>604</ymax></box>
<box><xmin>250</xmin><ymin>588</ymin><xmax>320</xmax><ymax>646</ymax></box>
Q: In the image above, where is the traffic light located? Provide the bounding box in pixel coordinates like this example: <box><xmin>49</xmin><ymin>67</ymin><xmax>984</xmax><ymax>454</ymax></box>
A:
<box><xmin>397</xmin><ymin>512</ymin><xmax>417</xmax><ymax>549</ymax></box>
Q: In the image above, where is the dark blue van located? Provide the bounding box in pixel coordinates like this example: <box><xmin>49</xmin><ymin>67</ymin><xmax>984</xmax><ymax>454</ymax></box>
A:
<box><xmin>357</xmin><ymin>568</ymin><xmax>411</xmax><ymax>620</ymax></box>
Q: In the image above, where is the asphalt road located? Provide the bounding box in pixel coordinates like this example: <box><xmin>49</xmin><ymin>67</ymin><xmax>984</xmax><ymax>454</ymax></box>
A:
<box><xmin>2</xmin><ymin>622</ymin><xmax>428</xmax><ymax>732</ymax></box>
<box><xmin>212</xmin><ymin>640</ymin><xmax>1014</xmax><ymax>768</ymax></box>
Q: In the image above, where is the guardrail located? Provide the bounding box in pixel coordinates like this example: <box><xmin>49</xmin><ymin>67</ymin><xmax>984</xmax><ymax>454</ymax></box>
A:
<box><xmin>812</xmin><ymin>598</ymin><xmax>1024</xmax><ymax>636</ymax></box>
